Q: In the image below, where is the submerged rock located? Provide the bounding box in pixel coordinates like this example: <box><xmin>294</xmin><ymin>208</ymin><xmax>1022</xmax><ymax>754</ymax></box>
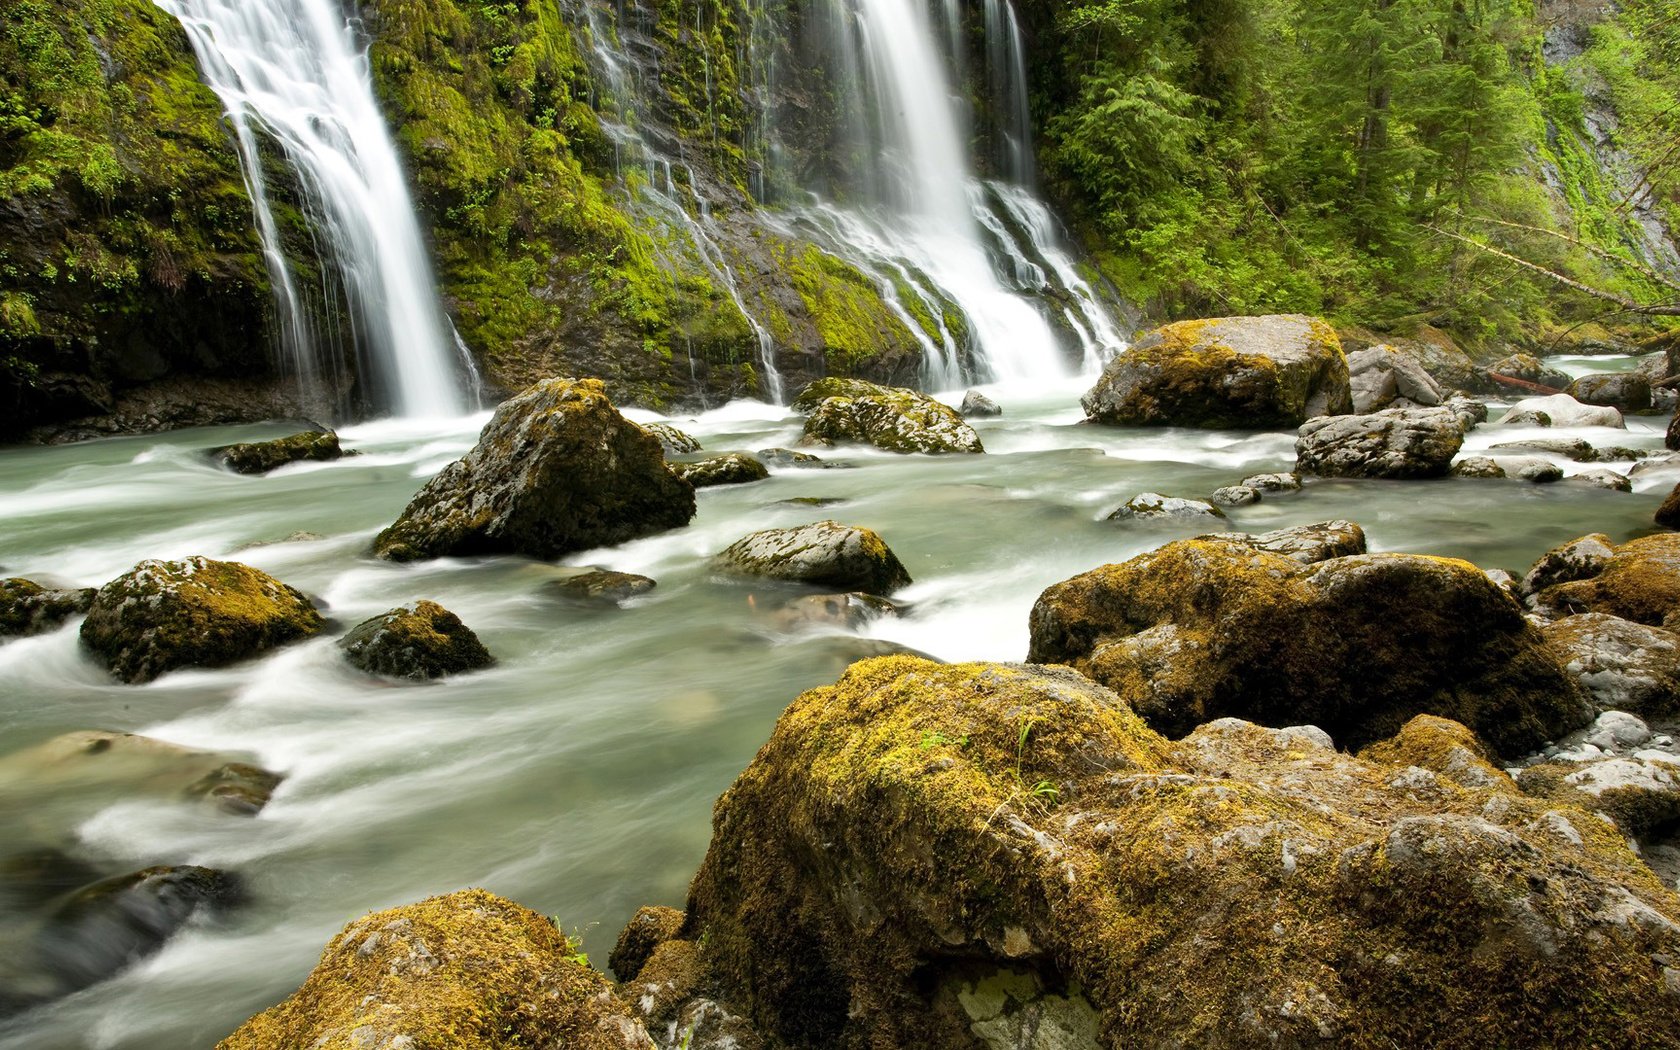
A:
<box><xmin>640</xmin><ymin>421</ymin><xmax>701</xmax><ymax>454</ymax></box>
<box><xmin>793</xmin><ymin>378</ymin><xmax>983</xmax><ymax>454</ymax></box>
<box><xmin>0</xmin><ymin>578</ymin><xmax>95</xmax><ymax>637</ymax></box>
<box><xmin>1082</xmin><ymin>313</ymin><xmax>1352</xmax><ymax>428</ymax></box>
<box><xmin>1491</xmin><ymin>437</ymin><xmax>1598</xmax><ymax>461</ymax></box>
<box><xmin>373</xmin><ymin>378</ymin><xmax>696</xmax><ymax>562</ymax></box>
<box><xmin>339</xmin><ymin>601</ymin><xmax>493</xmax><ymax>680</ymax></box>
<box><xmin>0</xmin><ymin>730</ymin><xmax>282</xmax><ymax>818</ymax></box>
<box><xmin>1295</xmin><ymin>406</ymin><xmax>1464</xmax><ymax>479</ymax></box>
<box><xmin>1239</xmin><ymin>471</ymin><xmax>1302</xmax><ymax>491</ymax></box>
<box><xmin>217</xmin><ymin>890</ymin><xmax>653</xmax><ymax>1050</ymax></box>
<box><xmin>766</xmin><ymin>592</ymin><xmax>899</xmax><ymax>632</ymax></box>
<box><xmin>715</xmin><ymin>521</ymin><xmax>911</xmax><ymax>596</ymax></box>
<box><xmin>1567</xmin><ymin>468</ymin><xmax>1634</xmax><ymax>492</ymax></box>
<box><xmin>1542</xmin><ymin>614</ymin><xmax>1680</xmax><ymax>718</ymax></box>
<box><xmin>550</xmin><ymin>570</ymin><xmax>657</xmax><ymax>604</ymax></box>
<box><xmin>1028</xmin><ymin>536</ymin><xmax>1589</xmax><ymax>754</ymax></box>
<box><xmin>756</xmin><ymin>447</ymin><xmax>830</xmax><ymax>468</ymax></box>
<box><xmin>1</xmin><ymin>865</ymin><xmax>241</xmax><ymax>1018</ymax></box>
<box><xmin>1105</xmin><ymin>492</ymin><xmax>1227</xmax><ymax>523</ymax></box>
<box><xmin>1498</xmin><ymin>393</ymin><xmax>1625</xmax><ymax>429</ymax></box>
<box><xmin>211</xmin><ymin>430</ymin><xmax>342</xmax><ymax>475</ymax></box>
<box><xmin>670</xmin><ymin>453</ymin><xmax>770</xmax><ymax>488</ymax></box>
<box><xmin>1451</xmin><ymin>456</ymin><xmax>1506</xmax><ymax>479</ymax></box>
<box><xmin>677</xmin><ymin>657</ymin><xmax>1679</xmax><ymax>1048</ymax></box>
<box><xmin>80</xmin><ymin>557</ymin><xmax>323</xmax><ymax>683</ymax></box>
<box><xmin>1532</xmin><ymin>533</ymin><xmax>1680</xmax><ymax>629</ymax></box>
<box><xmin>1490</xmin><ymin>455</ymin><xmax>1564</xmax><ymax>483</ymax></box>
<box><xmin>958</xmin><ymin>390</ymin><xmax>1002</xmax><ymax>417</ymax></box>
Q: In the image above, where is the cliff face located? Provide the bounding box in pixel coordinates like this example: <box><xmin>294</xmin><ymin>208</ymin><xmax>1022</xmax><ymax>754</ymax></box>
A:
<box><xmin>0</xmin><ymin>0</ymin><xmax>283</xmax><ymax>438</ymax></box>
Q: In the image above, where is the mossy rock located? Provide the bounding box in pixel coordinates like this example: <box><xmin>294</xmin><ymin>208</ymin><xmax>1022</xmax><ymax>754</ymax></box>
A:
<box><xmin>1082</xmin><ymin>315</ymin><xmax>1353</xmax><ymax>428</ymax></box>
<box><xmin>679</xmin><ymin>657</ymin><xmax>1680</xmax><ymax>1048</ymax></box>
<box><xmin>1521</xmin><ymin>533</ymin><xmax>1616</xmax><ymax>598</ymax></box>
<box><xmin>211</xmin><ymin>431</ymin><xmax>343</xmax><ymax>475</ymax></box>
<box><xmin>1295</xmin><ymin>406</ymin><xmax>1465</xmax><ymax>479</ymax></box>
<box><xmin>1027</xmin><ymin>536</ymin><xmax>1590</xmax><ymax>755</ymax></box>
<box><xmin>1541</xmin><ymin>613</ymin><xmax>1680</xmax><ymax>718</ymax></box>
<box><xmin>339</xmin><ymin>601</ymin><xmax>493</xmax><ymax>680</ymax></box>
<box><xmin>1569</xmin><ymin>373</ymin><xmax>1653</xmax><ymax>413</ymax></box>
<box><xmin>1105</xmin><ymin>492</ymin><xmax>1226</xmax><ymax>524</ymax></box>
<box><xmin>1517</xmin><ymin>754</ymin><xmax>1680</xmax><ymax>839</ymax></box>
<box><xmin>715</xmin><ymin>521</ymin><xmax>911</xmax><ymax>596</ymax></box>
<box><xmin>217</xmin><ymin>889</ymin><xmax>654</xmax><ymax>1049</ymax></box>
<box><xmin>793</xmin><ymin>378</ymin><xmax>983</xmax><ymax>454</ymax></box>
<box><xmin>1201</xmin><ymin>519</ymin><xmax>1367</xmax><ymax>564</ymax></box>
<box><xmin>79</xmin><ymin>557</ymin><xmax>324</xmax><ymax>683</ymax></box>
<box><xmin>670</xmin><ymin>453</ymin><xmax>770</xmax><ymax>488</ymax></box>
<box><xmin>1659</xmin><ymin>483</ymin><xmax>1680</xmax><ymax>530</ymax></box>
<box><xmin>609</xmin><ymin>905</ymin><xmax>684</xmax><ymax>982</ymax></box>
<box><xmin>641</xmin><ymin>422</ymin><xmax>702</xmax><ymax>454</ymax></box>
<box><xmin>0</xmin><ymin>578</ymin><xmax>94</xmax><ymax>637</ymax></box>
<box><xmin>1536</xmin><ymin>533</ymin><xmax>1680</xmax><ymax>629</ymax></box>
<box><xmin>373</xmin><ymin>378</ymin><xmax>696</xmax><ymax>562</ymax></box>
<box><xmin>549</xmin><ymin>570</ymin><xmax>657</xmax><ymax>605</ymax></box>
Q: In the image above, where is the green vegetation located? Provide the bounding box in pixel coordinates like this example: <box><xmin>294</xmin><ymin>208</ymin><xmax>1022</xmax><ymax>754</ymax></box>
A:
<box><xmin>1032</xmin><ymin>0</ymin><xmax>1680</xmax><ymax>346</ymax></box>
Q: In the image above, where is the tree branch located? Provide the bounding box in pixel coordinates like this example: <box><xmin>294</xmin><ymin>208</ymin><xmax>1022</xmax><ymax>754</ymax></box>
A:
<box><xmin>1424</xmin><ymin>224</ymin><xmax>1680</xmax><ymax>315</ymax></box>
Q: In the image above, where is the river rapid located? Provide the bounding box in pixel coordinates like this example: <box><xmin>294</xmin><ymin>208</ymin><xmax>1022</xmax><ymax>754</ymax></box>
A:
<box><xmin>0</xmin><ymin>368</ymin><xmax>1672</xmax><ymax>1048</ymax></box>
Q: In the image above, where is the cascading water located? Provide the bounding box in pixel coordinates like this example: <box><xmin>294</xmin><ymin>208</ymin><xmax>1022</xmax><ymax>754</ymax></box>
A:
<box><xmin>155</xmin><ymin>0</ymin><xmax>475</xmax><ymax>418</ymax></box>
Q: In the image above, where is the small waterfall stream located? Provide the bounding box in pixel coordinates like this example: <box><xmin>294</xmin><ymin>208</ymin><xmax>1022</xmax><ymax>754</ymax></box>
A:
<box><xmin>155</xmin><ymin>0</ymin><xmax>475</xmax><ymax>418</ymax></box>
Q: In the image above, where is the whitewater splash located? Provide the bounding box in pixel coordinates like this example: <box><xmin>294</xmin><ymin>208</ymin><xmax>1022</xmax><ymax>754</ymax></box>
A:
<box><xmin>157</xmin><ymin>0</ymin><xmax>474</xmax><ymax>418</ymax></box>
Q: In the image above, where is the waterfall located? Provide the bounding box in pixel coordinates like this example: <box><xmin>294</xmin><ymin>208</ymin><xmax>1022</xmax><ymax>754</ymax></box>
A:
<box><xmin>155</xmin><ymin>0</ymin><xmax>475</xmax><ymax>418</ymax></box>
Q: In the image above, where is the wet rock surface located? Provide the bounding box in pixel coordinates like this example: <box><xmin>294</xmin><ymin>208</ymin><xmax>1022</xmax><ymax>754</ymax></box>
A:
<box><xmin>339</xmin><ymin>601</ymin><xmax>494</xmax><ymax>680</ymax></box>
<box><xmin>670</xmin><ymin>452</ymin><xmax>770</xmax><ymax>488</ymax></box>
<box><xmin>0</xmin><ymin>578</ymin><xmax>95</xmax><ymax>637</ymax></box>
<box><xmin>1105</xmin><ymin>492</ymin><xmax>1227</xmax><ymax>523</ymax></box>
<box><xmin>1498</xmin><ymin>393</ymin><xmax>1626</xmax><ymax>429</ymax></box>
<box><xmin>794</xmin><ymin>378</ymin><xmax>984</xmax><ymax>454</ymax></box>
<box><xmin>715</xmin><ymin>521</ymin><xmax>911</xmax><ymax>595</ymax></box>
<box><xmin>1295</xmin><ymin>406</ymin><xmax>1465</xmax><ymax>479</ymax></box>
<box><xmin>211</xmin><ymin>430</ymin><xmax>343</xmax><ymax>475</ymax></box>
<box><xmin>550</xmin><ymin>570</ymin><xmax>658</xmax><ymax>604</ymax></box>
<box><xmin>640</xmin><ymin>422</ymin><xmax>701</xmax><ymax>454</ymax></box>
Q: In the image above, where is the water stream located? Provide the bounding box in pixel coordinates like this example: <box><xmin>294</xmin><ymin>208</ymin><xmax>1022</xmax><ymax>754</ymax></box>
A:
<box><xmin>0</xmin><ymin>364</ymin><xmax>1673</xmax><ymax>1048</ymax></box>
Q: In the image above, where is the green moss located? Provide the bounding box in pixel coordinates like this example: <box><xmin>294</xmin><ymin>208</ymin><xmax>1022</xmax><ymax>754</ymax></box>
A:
<box><xmin>778</xmin><ymin>242</ymin><xmax>919</xmax><ymax>372</ymax></box>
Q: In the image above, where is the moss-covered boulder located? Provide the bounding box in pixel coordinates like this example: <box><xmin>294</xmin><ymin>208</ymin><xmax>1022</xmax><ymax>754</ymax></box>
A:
<box><xmin>549</xmin><ymin>570</ymin><xmax>657</xmax><ymax>605</ymax></box>
<box><xmin>1522</xmin><ymin>532</ymin><xmax>1616</xmax><ymax>598</ymax></box>
<box><xmin>641</xmin><ymin>422</ymin><xmax>702</xmax><ymax>454</ymax></box>
<box><xmin>79</xmin><ymin>558</ymin><xmax>324</xmax><ymax>683</ymax></box>
<box><xmin>676</xmin><ymin>657</ymin><xmax>1680</xmax><ymax>1048</ymax></box>
<box><xmin>1105</xmin><ymin>492</ymin><xmax>1227</xmax><ymax>523</ymax></box>
<box><xmin>715</xmin><ymin>521</ymin><xmax>911</xmax><ymax>595</ymax></box>
<box><xmin>1570</xmin><ymin>373</ymin><xmax>1653</xmax><ymax>413</ymax></box>
<box><xmin>1533</xmin><ymin>533</ymin><xmax>1680</xmax><ymax>629</ymax></box>
<box><xmin>217</xmin><ymin>889</ymin><xmax>654</xmax><ymax>1050</ymax></box>
<box><xmin>1295</xmin><ymin>406</ymin><xmax>1464</xmax><ymax>479</ymax></box>
<box><xmin>1027</xmin><ymin>537</ymin><xmax>1589</xmax><ymax>754</ymax></box>
<box><xmin>1487</xmin><ymin>352</ymin><xmax>1573</xmax><ymax>392</ymax></box>
<box><xmin>0</xmin><ymin>578</ymin><xmax>94</xmax><ymax>637</ymax></box>
<box><xmin>609</xmin><ymin>905</ymin><xmax>684</xmax><ymax>982</ymax></box>
<box><xmin>373</xmin><ymin>378</ymin><xmax>696</xmax><ymax>562</ymax></box>
<box><xmin>1082</xmin><ymin>314</ymin><xmax>1352</xmax><ymax>428</ymax></box>
<box><xmin>1517</xmin><ymin>753</ymin><xmax>1680</xmax><ymax>842</ymax></box>
<box><xmin>1</xmin><ymin>864</ymin><xmax>241</xmax><ymax>1018</ymax></box>
<box><xmin>211</xmin><ymin>431</ymin><xmax>343</xmax><ymax>475</ymax></box>
<box><xmin>671</xmin><ymin>453</ymin><xmax>770</xmax><ymax>488</ymax></box>
<box><xmin>794</xmin><ymin>378</ymin><xmax>983</xmax><ymax>454</ymax></box>
<box><xmin>1542</xmin><ymin>613</ymin><xmax>1680</xmax><ymax>717</ymax></box>
<box><xmin>339</xmin><ymin>601</ymin><xmax>492</xmax><ymax>680</ymax></box>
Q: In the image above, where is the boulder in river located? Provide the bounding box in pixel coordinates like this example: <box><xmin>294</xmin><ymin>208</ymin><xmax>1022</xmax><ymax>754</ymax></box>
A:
<box><xmin>373</xmin><ymin>378</ymin><xmax>696</xmax><ymax>562</ymax></box>
<box><xmin>217</xmin><ymin>889</ymin><xmax>653</xmax><ymax>1050</ymax></box>
<box><xmin>767</xmin><ymin>592</ymin><xmax>899</xmax><ymax>632</ymax></box>
<box><xmin>550</xmin><ymin>570</ymin><xmax>657</xmax><ymax>604</ymax></box>
<box><xmin>715</xmin><ymin>521</ymin><xmax>911</xmax><ymax>595</ymax></box>
<box><xmin>670</xmin><ymin>453</ymin><xmax>770</xmax><ymax>488</ymax></box>
<box><xmin>1239</xmin><ymin>471</ymin><xmax>1302</xmax><ymax>491</ymax></box>
<box><xmin>80</xmin><ymin>557</ymin><xmax>324</xmax><ymax>683</ymax></box>
<box><xmin>1028</xmin><ymin>536</ymin><xmax>1589</xmax><ymax>755</ymax></box>
<box><xmin>640</xmin><ymin>421</ymin><xmax>701</xmax><ymax>454</ymax></box>
<box><xmin>1487</xmin><ymin>352</ymin><xmax>1573</xmax><ymax>392</ymax></box>
<box><xmin>1569</xmin><ymin>373</ymin><xmax>1653</xmax><ymax>414</ymax></box>
<box><xmin>0</xmin><ymin>729</ymin><xmax>282</xmax><ymax>818</ymax></box>
<box><xmin>1105</xmin><ymin>492</ymin><xmax>1228</xmax><ymax>523</ymax></box>
<box><xmin>1531</xmin><ymin>532</ymin><xmax>1680</xmax><ymax>629</ymax></box>
<box><xmin>1451</xmin><ymin>456</ymin><xmax>1506</xmax><ymax>479</ymax></box>
<box><xmin>1658</xmin><ymin>483</ymin><xmax>1680</xmax><ymax>529</ymax></box>
<box><xmin>958</xmin><ymin>389</ymin><xmax>1001</xmax><ymax>417</ymax></box>
<box><xmin>1204</xmin><ymin>519</ymin><xmax>1367</xmax><ymax>563</ymax></box>
<box><xmin>0</xmin><ymin>578</ymin><xmax>95</xmax><ymax>637</ymax></box>
<box><xmin>671</xmin><ymin>656</ymin><xmax>1678</xmax><ymax>1048</ymax></box>
<box><xmin>1295</xmin><ymin>405</ymin><xmax>1464</xmax><ymax>479</ymax></box>
<box><xmin>1541</xmin><ymin>613</ymin><xmax>1680</xmax><ymax>718</ymax></box>
<box><xmin>1081</xmin><ymin>314</ymin><xmax>1353</xmax><ymax>428</ymax></box>
<box><xmin>1346</xmin><ymin>344</ymin><xmax>1444</xmax><ymax>412</ymax></box>
<box><xmin>793</xmin><ymin>378</ymin><xmax>983</xmax><ymax>454</ymax></box>
<box><xmin>1498</xmin><ymin>393</ymin><xmax>1625</xmax><ymax>429</ymax></box>
<box><xmin>1208</xmin><ymin>484</ymin><xmax>1260</xmax><ymax>507</ymax></box>
<box><xmin>755</xmin><ymin>447</ymin><xmax>830</xmax><ymax>468</ymax></box>
<box><xmin>1567</xmin><ymin>468</ymin><xmax>1634</xmax><ymax>492</ymax></box>
<box><xmin>211</xmin><ymin>430</ymin><xmax>342</xmax><ymax>474</ymax></box>
<box><xmin>339</xmin><ymin>601</ymin><xmax>493</xmax><ymax>680</ymax></box>
<box><xmin>1490</xmin><ymin>437</ymin><xmax>1597</xmax><ymax>461</ymax></box>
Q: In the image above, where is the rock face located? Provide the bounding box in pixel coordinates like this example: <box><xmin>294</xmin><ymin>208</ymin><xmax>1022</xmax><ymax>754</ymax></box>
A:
<box><xmin>1082</xmin><ymin>314</ymin><xmax>1353</xmax><ymax>428</ymax></box>
<box><xmin>1542</xmin><ymin>614</ymin><xmax>1680</xmax><ymax>717</ymax></box>
<box><xmin>339</xmin><ymin>601</ymin><xmax>493</xmax><ymax>680</ymax></box>
<box><xmin>0</xmin><ymin>579</ymin><xmax>95</xmax><ymax>637</ymax></box>
<box><xmin>217</xmin><ymin>890</ymin><xmax>654</xmax><ymax>1050</ymax></box>
<box><xmin>212</xmin><ymin>430</ymin><xmax>342</xmax><ymax>474</ymax></box>
<box><xmin>1346</xmin><ymin>344</ymin><xmax>1445</xmax><ymax>412</ymax></box>
<box><xmin>670</xmin><ymin>453</ymin><xmax>770</xmax><ymax>488</ymax></box>
<box><xmin>793</xmin><ymin>378</ymin><xmax>983</xmax><ymax>454</ymax></box>
<box><xmin>1570</xmin><ymin>373</ymin><xmax>1653</xmax><ymax>413</ymax></box>
<box><xmin>373</xmin><ymin>379</ymin><xmax>696</xmax><ymax>562</ymax></box>
<box><xmin>1532</xmin><ymin>533</ymin><xmax>1680</xmax><ymax>629</ymax></box>
<box><xmin>1499</xmin><ymin>393</ymin><xmax>1625</xmax><ymax>429</ymax></box>
<box><xmin>715</xmin><ymin>521</ymin><xmax>911</xmax><ymax>595</ymax></box>
<box><xmin>80</xmin><ymin>558</ymin><xmax>324</xmax><ymax>683</ymax></box>
<box><xmin>1295</xmin><ymin>406</ymin><xmax>1465</xmax><ymax>479</ymax></box>
<box><xmin>1105</xmin><ymin>492</ymin><xmax>1227</xmax><ymax>523</ymax></box>
<box><xmin>1028</xmin><ymin>537</ymin><xmax>1589</xmax><ymax>754</ymax></box>
<box><xmin>677</xmin><ymin>657</ymin><xmax>1680</xmax><ymax>1049</ymax></box>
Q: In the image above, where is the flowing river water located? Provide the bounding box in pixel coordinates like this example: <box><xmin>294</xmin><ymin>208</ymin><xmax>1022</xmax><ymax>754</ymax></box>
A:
<box><xmin>0</xmin><ymin>367</ymin><xmax>1673</xmax><ymax>1048</ymax></box>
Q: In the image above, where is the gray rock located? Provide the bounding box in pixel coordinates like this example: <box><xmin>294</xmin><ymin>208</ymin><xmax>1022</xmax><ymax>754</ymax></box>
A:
<box><xmin>1209</xmin><ymin>485</ymin><xmax>1261</xmax><ymax>507</ymax></box>
<box><xmin>211</xmin><ymin>430</ymin><xmax>343</xmax><ymax>475</ymax></box>
<box><xmin>1543</xmin><ymin>615</ymin><xmax>1680</xmax><ymax>717</ymax></box>
<box><xmin>1452</xmin><ymin>457</ymin><xmax>1505</xmax><ymax>479</ymax></box>
<box><xmin>373</xmin><ymin>378</ymin><xmax>696</xmax><ymax>562</ymax></box>
<box><xmin>641</xmin><ymin>422</ymin><xmax>702</xmax><ymax>454</ymax></box>
<box><xmin>1522</xmin><ymin>533</ymin><xmax>1616</xmax><ymax>597</ymax></box>
<box><xmin>1490</xmin><ymin>438</ymin><xmax>1597</xmax><ymax>461</ymax></box>
<box><xmin>1202</xmin><ymin>519</ymin><xmax>1368</xmax><ymax>564</ymax></box>
<box><xmin>1487</xmin><ymin>353</ymin><xmax>1573</xmax><ymax>392</ymax></box>
<box><xmin>1491</xmin><ymin>456</ymin><xmax>1564</xmax><ymax>483</ymax></box>
<box><xmin>768</xmin><ymin>592</ymin><xmax>900</xmax><ymax>631</ymax></box>
<box><xmin>715</xmin><ymin>521</ymin><xmax>911</xmax><ymax>595</ymax></box>
<box><xmin>1240</xmin><ymin>472</ymin><xmax>1302</xmax><ymax>492</ymax></box>
<box><xmin>959</xmin><ymin>390</ymin><xmax>1002</xmax><ymax>417</ymax></box>
<box><xmin>1107</xmin><ymin>493</ymin><xmax>1228</xmax><ymax>523</ymax></box>
<box><xmin>1566</xmin><ymin>469</ymin><xmax>1633</xmax><ymax>492</ymax></box>
<box><xmin>339</xmin><ymin>601</ymin><xmax>493</xmax><ymax>680</ymax></box>
<box><xmin>794</xmin><ymin>379</ymin><xmax>983</xmax><ymax>454</ymax></box>
<box><xmin>670</xmin><ymin>453</ymin><xmax>770</xmax><ymax>488</ymax></box>
<box><xmin>1347</xmin><ymin>346</ymin><xmax>1445</xmax><ymax>413</ymax></box>
<box><xmin>549</xmin><ymin>570</ymin><xmax>657</xmax><ymax>604</ymax></box>
<box><xmin>1570</xmin><ymin>373</ymin><xmax>1653</xmax><ymax>414</ymax></box>
<box><xmin>1442</xmin><ymin>395</ymin><xmax>1488</xmax><ymax>430</ymax></box>
<box><xmin>1497</xmin><ymin>394</ymin><xmax>1625</xmax><ymax>429</ymax></box>
<box><xmin>1296</xmin><ymin>407</ymin><xmax>1464</xmax><ymax>479</ymax></box>
<box><xmin>0</xmin><ymin>579</ymin><xmax>95</xmax><ymax>637</ymax></box>
<box><xmin>757</xmin><ymin>448</ymin><xmax>833</xmax><ymax>468</ymax></box>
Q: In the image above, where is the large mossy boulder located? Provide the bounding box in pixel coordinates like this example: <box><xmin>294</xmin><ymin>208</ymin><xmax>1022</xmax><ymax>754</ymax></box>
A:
<box><xmin>1295</xmin><ymin>406</ymin><xmax>1464</xmax><ymax>479</ymax></box>
<box><xmin>676</xmin><ymin>657</ymin><xmax>1680</xmax><ymax>1048</ymax></box>
<box><xmin>1533</xmin><ymin>533</ymin><xmax>1680</xmax><ymax>629</ymax></box>
<box><xmin>0</xmin><ymin>578</ymin><xmax>95</xmax><ymax>637</ymax></box>
<box><xmin>217</xmin><ymin>890</ymin><xmax>654</xmax><ymax>1050</ymax></box>
<box><xmin>373</xmin><ymin>378</ymin><xmax>696</xmax><ymax>562</ymax></box>
<box><xmin>1081</xmin><ymin>314</ymin><xmax>1352</xmax><ymax>428</ymax></box>
<box><xmin>79</xmin><ymin>558</ymin><xmax>324</xmax><ymax>683</ymax></box>
<box><xmin>339</xmin><ymin>601</ymin><xmax>493</xmax><ymax>680</ymax></box>
<box><xmin>715</xmin><ymin>521</ymin><xmax>911</xmax><ymax>595</ymax></box>
<box><xmin>793</xmin><ymin>378</ymin><xmax>983</xmax><ymax>454</ymax></box>
<box><xmin>1027</xmin><ymin>536</ymin><xmax>1589</xmax><ymax>755</ymax></box>
<box><xmin>211</xmin><ymin>430</ymin><xmax>342</xmax><ymax>474</ymax></box>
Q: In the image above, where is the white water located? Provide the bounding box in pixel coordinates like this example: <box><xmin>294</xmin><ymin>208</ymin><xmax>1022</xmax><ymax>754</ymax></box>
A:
<box><xmin>156</xmin><ymin>0</ymin><xmax>471</xmax><ymax>418</ymax></box>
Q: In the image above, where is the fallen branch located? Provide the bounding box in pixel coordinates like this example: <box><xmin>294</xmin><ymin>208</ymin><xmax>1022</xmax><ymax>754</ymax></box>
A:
<box><xmin>1425</xmin><ymin>225</ymin><xmax>1680</xmax><ymax>316</ymax></box>
<box><xmin>1486</xmin><ymin>372</ymin><xmax>1566</xmax><ymax>394</ymax></box>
